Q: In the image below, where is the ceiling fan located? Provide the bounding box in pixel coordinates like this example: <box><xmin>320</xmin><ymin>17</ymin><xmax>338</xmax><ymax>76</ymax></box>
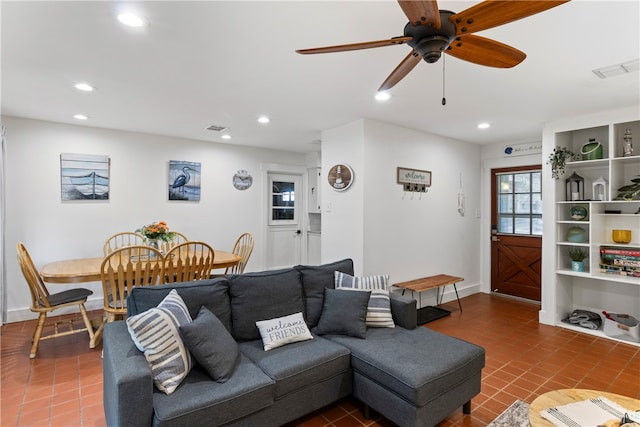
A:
<box><xmin>296</xmin><ymin>0</ymin><xmax>570</xmax><ymax>92</ymax></box>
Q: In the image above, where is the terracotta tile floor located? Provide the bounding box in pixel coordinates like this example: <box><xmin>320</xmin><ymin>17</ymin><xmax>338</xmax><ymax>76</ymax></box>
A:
<box><xmin>2</xmin><ymin>293</ymin><xmax>639</xmax><ymax>427</ymax></box>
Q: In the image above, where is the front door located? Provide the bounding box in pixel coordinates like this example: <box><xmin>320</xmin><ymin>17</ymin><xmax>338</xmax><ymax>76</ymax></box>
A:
<box><xmin>491</xmin><ymin>166</ymin><xmax>543</xmax><ymax>301</ymax></box>
<box><xmin>266</xmin><ymin>173</ymin><xmax>302</xmax><ymax>270</ymax></box>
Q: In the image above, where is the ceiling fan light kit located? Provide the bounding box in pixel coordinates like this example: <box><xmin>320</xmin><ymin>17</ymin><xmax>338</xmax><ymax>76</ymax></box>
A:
<box><xmin>297</xmin><ymin>0</ymin><xmax>570</xmax><ymax>91</ymax></box>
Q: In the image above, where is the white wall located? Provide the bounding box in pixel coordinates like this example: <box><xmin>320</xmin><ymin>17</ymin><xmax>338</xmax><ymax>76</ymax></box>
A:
<box><xmin>2</xmin><ymin>116</ymin><xmax>307</xmax><ymax>322</ymax></box>
<box><xmin>322</xmin><ymin>119</ymin><xmax>483</xmax><ymax>305</ymax></box>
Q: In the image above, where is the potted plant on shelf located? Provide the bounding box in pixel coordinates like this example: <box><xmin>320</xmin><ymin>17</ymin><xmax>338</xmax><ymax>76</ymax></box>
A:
<box><xmin>547</xmin><ymin>146</ymin><xmax>576</xmax><ymax>179</ymax></box>
<box><xmin>568</xmin><ymin>247</ymin><xmax>587</xmax><ymax>272</ymax></box>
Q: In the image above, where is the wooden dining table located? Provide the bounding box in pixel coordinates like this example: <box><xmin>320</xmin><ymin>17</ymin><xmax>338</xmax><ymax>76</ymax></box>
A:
<box><xmin>40</xmin><ymin>250</ymin><xmax>242</xmax><ymax>283</ymax></box>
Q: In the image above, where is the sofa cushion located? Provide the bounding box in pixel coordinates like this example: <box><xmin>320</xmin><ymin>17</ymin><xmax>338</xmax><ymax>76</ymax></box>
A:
<box><xmin>238</xmin><ymin>335</ymin><xmax>351</xmax><ymax>399</ymax></box>
<box><xmin>313</xmin><ymin>288</ymin><xmax>370</xmax><ymax>338</ymax></box>
<box><xmin>229</xmin><ymin>268</ymin><xmax>304</xmax><ymax>341</ymax></box>
<box><xmin>295</xmin><ymin>258</ymin><xmax>354</xmax><ymax>328</ymax></box>
<box><xmin>126</xmin><ymin>290</ymin><xmax>193</xmax><ymax>395</ymax></box>
<box><xmin>256</xmin><ymin>312</ymin><xmax>313</xmax><ymax>351</ymax></box>
<box><xmin>152</xmin><ymin>354</ymin><xmax>275</xmax><ymax>427</ymax></box>
<box><xmin>127</xmin><ymin>278</ymin><xmax>233</xmax><ymax>333</ymax></box>
<box><xmin>326</xmin><ymin>327</ymin><xmax>485</xmax><ymax>407</ymax></box>
<box><xmin>335</xmin><ymin>272</ymin><xmax>395</xmax><ymax>328</ymax></box>
<box><xmin>179</xmin><ymin>306</ymin><xmax>239</xmax><ymax>383</ymax></box>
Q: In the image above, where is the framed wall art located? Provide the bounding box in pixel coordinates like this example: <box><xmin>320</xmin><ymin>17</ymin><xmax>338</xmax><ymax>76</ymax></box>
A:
<box><xmin>397</xmin><ymin>167</ymin><xmax>431</xmax><ymax>192</ymax></box>
<box><xmin>327</xmin><ymin>164</ymin><xmax>354</xmax><ymax>191</ymax></box>
<box><xmin>60</xmin><ymin>153</ymin><xmax>110</xmax><ymax>201</ymax></box>
<box><xmin>169</xmin><ymin>160</ymin><xmax>201</xmax><ymax>201</ymax></box>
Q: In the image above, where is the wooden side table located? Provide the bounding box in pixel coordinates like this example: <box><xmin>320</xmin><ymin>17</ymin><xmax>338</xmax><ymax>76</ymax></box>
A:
<box><xmin>529</xmin><ymin>389</ymin><xmax>640</xmax><ymax>427</ymax></box>
<box><xmin>393</xmin><ymin>274</ymin><xmax>463</xmax><ymax>325</ymax></box>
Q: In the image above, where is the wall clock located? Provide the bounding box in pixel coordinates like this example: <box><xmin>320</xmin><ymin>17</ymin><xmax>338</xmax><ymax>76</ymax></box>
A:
<box><xmin>232</xmin><ymin>170</ymin><xmax>253</xmax><ymax>190</ymax></box>
<box><xmin>327</xmin><ymin>164</ymin><xmax>354</xmax><ymax>191</ymax></box>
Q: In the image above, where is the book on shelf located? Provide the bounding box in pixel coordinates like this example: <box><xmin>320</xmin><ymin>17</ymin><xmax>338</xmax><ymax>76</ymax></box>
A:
<box><xmin>599</xmin><ymin>263</ymin><xmax>640</xmax><ymax>277</ymax></box>
<box><xmin>600</xmin><ymin>246</ymin><xmax>640</xmax><ymax>257</ymax></box>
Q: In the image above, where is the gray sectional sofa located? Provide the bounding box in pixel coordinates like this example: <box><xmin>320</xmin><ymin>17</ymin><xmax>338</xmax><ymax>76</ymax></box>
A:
<box><xmin>102</xmin><ymin>259</ymin><xmax>485</xmax><ymax>427</ymax></box>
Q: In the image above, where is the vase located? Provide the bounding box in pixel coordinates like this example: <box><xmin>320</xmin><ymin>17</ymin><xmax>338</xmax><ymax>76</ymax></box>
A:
<box><xmin>566</xmin><ymin>226</ymin><xmax>588</xmax><ymax>243</ymax></box>
<box><xmin>571</xmin><ymin>261</ymin><xmax>584</xmax><ymax>272</ymax></box>
<box><xmin>147</xmin><ymin>239</ymin><xmax>160</xmax><ymax>257</ymax></box>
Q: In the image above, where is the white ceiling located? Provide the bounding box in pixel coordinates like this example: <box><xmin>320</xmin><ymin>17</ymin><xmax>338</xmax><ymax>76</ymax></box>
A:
<box><xmin>2</xmin><ymin>1</ymin><xmax>639</xmax><ymax>153</ymax></box>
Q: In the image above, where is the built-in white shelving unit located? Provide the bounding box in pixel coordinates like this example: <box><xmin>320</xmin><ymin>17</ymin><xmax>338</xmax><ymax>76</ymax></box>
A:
<box><xmin>541</xmin><ymin>107</ymin><xmax>640</xmax><ymax>347</ymax></box>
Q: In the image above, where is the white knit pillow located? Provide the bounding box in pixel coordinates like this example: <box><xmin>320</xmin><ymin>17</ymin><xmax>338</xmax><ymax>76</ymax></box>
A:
<box><xmin>256</xmin><ymin>312</ymin><xmax>313</xmax><ymax>351</ymax></box>
<box><xmin>126</xmin><ymin>290</ymin><xmax>193</xmax><ymax>395</ymax></box>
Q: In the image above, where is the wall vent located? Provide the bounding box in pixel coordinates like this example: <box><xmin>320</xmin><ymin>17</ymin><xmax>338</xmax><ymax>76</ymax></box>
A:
<box><xmin>592</xmin><ymin>59</ymin><xmax>639</xmax><ymax>79</ymax></box>
<box><xmin>206</xmin><ymin>124</ymin><xmax>228</xmax><ymax>132</ymax></box>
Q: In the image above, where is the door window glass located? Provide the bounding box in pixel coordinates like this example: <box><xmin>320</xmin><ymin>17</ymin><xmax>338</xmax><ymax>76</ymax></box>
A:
<box><xmin>497</xmin><ymin>170</ymin><xmax>542</xmax><ymax>235</ymax></box>
<box><xmin>271</xmin><ymin>180</ymin><xmax>295</xmax><ymax>221</ymax></box>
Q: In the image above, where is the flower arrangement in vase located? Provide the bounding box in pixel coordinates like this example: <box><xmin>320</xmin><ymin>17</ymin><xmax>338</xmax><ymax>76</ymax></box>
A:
<box><xmin>136</xmin><ymin>221</ymin><xmax>176</xmax><ymax>243</ymax></box>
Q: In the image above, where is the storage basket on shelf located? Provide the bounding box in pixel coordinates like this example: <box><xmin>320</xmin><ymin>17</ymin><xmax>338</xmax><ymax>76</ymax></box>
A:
<box><xmin>603</xmin><ymin>312</ymin><xmax>640</xmax><ymax>343</ymax></box>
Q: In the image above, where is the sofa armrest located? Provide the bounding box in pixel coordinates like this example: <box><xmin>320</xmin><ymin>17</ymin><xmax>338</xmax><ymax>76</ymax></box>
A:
<box><xmin>103</xmin><ymin>321</ymin><xmax>154</xmax><ymax>427</ymax></box>
<box><xmin>389</xmin><ymin>292</ymin><xmax>417</xmax><ymax>330</ymax></box>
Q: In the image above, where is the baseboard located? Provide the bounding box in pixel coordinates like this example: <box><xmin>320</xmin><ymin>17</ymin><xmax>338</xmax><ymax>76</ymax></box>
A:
<box><xmin>4</xmin><ymin>296</ymin><xmax>103</xmax><ymax>324</ymax></box>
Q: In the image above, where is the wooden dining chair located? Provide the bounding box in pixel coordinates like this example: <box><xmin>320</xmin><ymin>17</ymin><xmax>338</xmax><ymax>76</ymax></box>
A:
<box><xmin>16</xmin><ymin>242</ymin><xmax>97</xmax><ymax>358</ymax></box>
<box><xmin>103</xmin><ymin>232</ymin><xmax>145</xmax><ymax>255</ymax></box>
<box><xmin>225</xmin><ymin>232</ymin><xmax>254</xmax><ymax>274</ymax></box>
<box><xmin>159</xmin><ymin>231</ymin><xmax>189</xmax><ymax>254</ymax></box>
<box><xmin>93</xmin><ymin>245</ymin><xmax>164</xmax><ymax>346</ymax></box>
<box><xmin>164</xmin><ymin>241</ymin><xmax>215</xmax><ymax>283</ymax></box>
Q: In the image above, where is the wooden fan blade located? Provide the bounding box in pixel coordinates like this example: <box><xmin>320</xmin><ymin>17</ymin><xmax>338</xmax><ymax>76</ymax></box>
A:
<box><xmin>398</xmin><ymin>0</ymin><xmax>441</xmax><ymax>28</ymax></box>
<box><xmin>378</xmin><ymin>51</ymin><xmax>422</xmax><ymax>91</ymax></box>
<box><xmin>446</xmin><ymin>35</ymin><xmax>525</xmax><ymax>68</ymax></box>
<box><xmin>450</xmin><ymin>1</ymin><xmax>570</xmax><ymax>36</ymax></box>
<box><xmin>296</xmin><ymin>37</ymin><xmax>412</xmax><ymax>55</ymax></box>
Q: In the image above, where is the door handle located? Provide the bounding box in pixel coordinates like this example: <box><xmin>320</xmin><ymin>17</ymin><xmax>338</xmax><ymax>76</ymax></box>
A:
<box><xmin>295</xmin><ymin>230</ymin><xmax>301</xmax><ymax>236</ymax></box>
<box><xmin>491</xmin><ymin>236</ymin><xmax>500</xmax><ymax>242</ymax></box>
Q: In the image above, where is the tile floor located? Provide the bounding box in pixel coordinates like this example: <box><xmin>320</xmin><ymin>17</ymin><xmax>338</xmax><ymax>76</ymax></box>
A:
<box><xmin>2</xmin><ymin>293</ymin><xmax>639</xmax><ymax>427</ymax></box>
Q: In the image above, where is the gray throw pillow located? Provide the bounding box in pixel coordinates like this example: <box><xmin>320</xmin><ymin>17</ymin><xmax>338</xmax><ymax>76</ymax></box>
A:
<box><xmin>314</xmin><ymin>288</ymin><xmax>371</xmax><ymax>339</ymax></box>
<box><xmin>295</xmin><ymin>259</ymin><xmax>354</xmax><ymax>328</ymax></box>
<box><xmin>179</xmin><ymin>306</ymin><xmax>240</xmax><ymax>383</ymax></box>
<box><xmin>335</xmin><ymin>271</ymin><xmax>395</xmax><ymax>328</ymax></box>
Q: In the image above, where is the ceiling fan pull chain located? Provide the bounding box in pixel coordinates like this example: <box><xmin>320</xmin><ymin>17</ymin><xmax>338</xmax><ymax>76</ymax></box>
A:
<box><xmin>441</xmin><ymin>54</ymin><xmax>447</xmax><ymax>106</ymax></box>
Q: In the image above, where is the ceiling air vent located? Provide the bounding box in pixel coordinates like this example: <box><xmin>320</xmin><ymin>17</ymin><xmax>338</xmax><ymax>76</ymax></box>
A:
<box><xmin>206</xmin><ymin>124</ymin><xmax>228</xmax><ymax>132</ymax></box>
<box><xmin>592</xmin><ymin>59</ymin><xmax>639</xmax><ymax>79</ymax></box>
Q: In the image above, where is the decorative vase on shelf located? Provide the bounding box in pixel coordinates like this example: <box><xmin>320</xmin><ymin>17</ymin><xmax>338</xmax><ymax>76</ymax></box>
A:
<box><xmin>569</xmin><ymin>205</ymin><xmax>588</xmax><ymax>220</ymax></box>
<box><xmin>571</xmin><ymin>261</ymin><xmax>584</xmax><ymax>272</ymax></box>
<box><xmin>566</xmin><ymin>226</ymin><xmax>588</xmax><ymax>243</ymax></box>
<box><xmin>622</xmin><ymin>128</ymin><xmax>633</xmax><ymax>157</ymax></box>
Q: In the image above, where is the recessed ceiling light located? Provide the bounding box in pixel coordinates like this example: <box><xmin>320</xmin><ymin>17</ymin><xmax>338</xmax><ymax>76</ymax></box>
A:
<box><xmin>221</xmin><ymin>134</ymin><xmax>232</xmax><ymax>140</ymax></box>
<box><xmin>74</xmin><ymin>82</ymin><xmax>95</xmax><ymax>92</ymax></box>
<box><xmin>117</xmin><ymin>13</ymin><xmax>145</xmax><ymax>27</ymax></box>
<box><xmin>73</xmin><ymin>114</ymin><xmax>89</xmax><ymax>120</ymax></box>
<box><xmin>257</xmin><ymin>116</ymin><xmax>270</xmax><ymax>124</ymax></box>
<box><xmin>375</xmin><ymin>91</ymin><xmax>391</xmax><ymax>101</ymax></box>
<box><xmin>477</xmin><ymin>122</ymin><xmax>490</xmax><ymax>129</ymax></box>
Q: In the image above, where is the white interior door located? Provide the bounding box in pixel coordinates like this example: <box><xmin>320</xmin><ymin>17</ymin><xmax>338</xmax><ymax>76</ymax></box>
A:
<box><xmin>266</xmin><ymin>173</ymin><xmax>302</xmax><ymax>269</ymax></box>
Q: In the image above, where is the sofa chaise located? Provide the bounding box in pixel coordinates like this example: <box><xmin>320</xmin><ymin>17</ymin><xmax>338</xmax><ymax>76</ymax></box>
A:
<box><xmin>102</xmin><ymin>259</ymin><xmax>485</xmax><ymax>427</ymax></box>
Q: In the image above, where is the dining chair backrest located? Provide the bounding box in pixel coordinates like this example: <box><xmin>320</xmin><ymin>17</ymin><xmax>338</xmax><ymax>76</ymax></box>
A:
<box><xmin>17</xmin><ymin>242</ymin><xmax>53</xmax><ymax>309</ymax></box>
<box><xmin>16</xmin><ymin>242</ymin><xmax>96</xmax><ymax>358</ymax></box>
<box><xmin>164</xmin><ymin>241</ymin><xmax>215</xmax><ymax>283</ymax></box>
<box><xmin>225</xmin><ymin>232</ymin><xmax>254</xmax><ymax>274</ymax></box>
<box><xmin>159</xmin><ymin>231</ymin><xmax>189</xmax><ymax>254</ymax></box>
<box><xmin>100</xmin><ymin>245</ymin><xmax>164</xmax><ymax>319</ymax></box>
<box><xmin>103</xmin><ymin>232</ymin><xmax>145</xmax><ymax>256</ymax></box>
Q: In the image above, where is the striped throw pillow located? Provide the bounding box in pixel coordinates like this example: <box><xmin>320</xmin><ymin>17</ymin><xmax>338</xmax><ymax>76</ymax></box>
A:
<box><xmin>334</xmin><ymin>272</ymin><xmax>395</xmax><ymax>328</ymax></box>
<box><xmin>126</xmin><ymin>289</ymin><xmax>193</xmax><ymax>395</ymax></box>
